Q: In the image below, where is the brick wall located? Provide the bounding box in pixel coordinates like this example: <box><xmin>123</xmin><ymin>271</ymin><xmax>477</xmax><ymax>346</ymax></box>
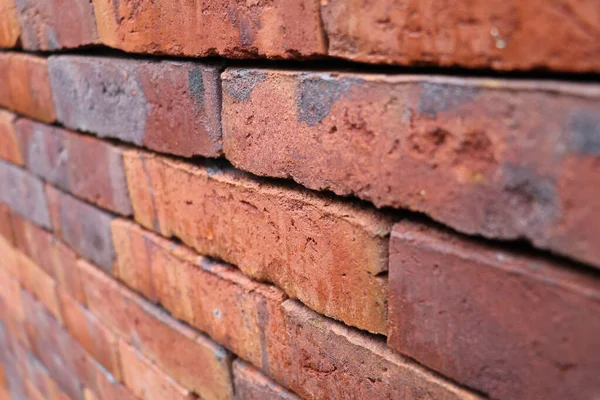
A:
<box><xmin>0</xmin><ymin>2</ymin><xmax>599</xmax><ymax>400</ymax></box>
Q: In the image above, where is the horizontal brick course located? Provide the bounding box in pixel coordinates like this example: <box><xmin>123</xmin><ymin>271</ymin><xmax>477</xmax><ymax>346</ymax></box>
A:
<box><xmin>0</xmin><ymin>53</ymin><xmax>55</xmax><ymax>123</ymax></box>
<box><xmin>233</xmin><ymin>360</ymin><xmax>300</xmax><ymax>400</ymax></box>
<box><xmin>124</xmin><ymin>150</ymin><xmax>392</xmax><ymax>333</ymax></box>
<box><xmin>0</xmin><ymin>160</ymin><xmax>51</xmax><ymax>229</ymax></box>
<box><xmin>389</xmin><ymin>220</ymin><xmax>600</xmax><ymax>399</ymax></box>
<box><xmin>91</xmin><ymin>0</ymin><xmax>325</xmax><ymax>60</ymax></box>
<box><xmin>321</xmin><ymin>0</ymin><xmax>600</xmax><ymax>72</ymax></box>
<box><xmin>77</xmin><ymin>259</ymin><xmax>234</xmax><ymax>400</ymax></box>
<box><xmin>48</xmin><ymin>56</ymin><xmax>222</xmax><ymax>158</ymax></box>
<box><xmin>16</xmin><ymin>119</ymin><xmax>132</xmax><ymax>215</ymax></box>
<box><xmin>15</xmin><ymin>0</ymin><xmax>98</xmax><ymax>51</ymax></box>
<box><xmin>222</xmin><ymin>70</ymin><xmax>600</xmax><ymax>267</ymax></box>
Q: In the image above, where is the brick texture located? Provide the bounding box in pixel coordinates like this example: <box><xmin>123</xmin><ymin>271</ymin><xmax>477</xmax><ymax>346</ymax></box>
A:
<box><xmin>15</xmin><ymin>0</ymin><xmax>98</xmax><ymax>50</ymax></box>
<box><xmin>0</xmin><ymin>110</ymin><xmax>22</xmax><ymax>166</ymax></box>
<box><xmin>0</xmin><ymin>53</ymin><xmax>55</xmax><ymax>123</ymax></box>
<box><xmin>16</xmin><ymin>119</ymin><xmax>132</xmax><ymax>215</ymax></box>
<box><xmin>0</xmin><ymin>0</ymin><xmax>19</xmax><ymax>48</ymax></box>
<box><xmin>48</xmin><ymin>56</ymin><xmax>222</xmax><ymax>158</ymax></box>
<box><xmin>233</xmin><ymin>360</ymin><xmax>300</xmax><ymax>400</ymax></box>
<box><xmin>91</xmin><ymin>0</ymin><xmax>326</xmax><ymax>59</ymax></box>
<box><xmin>321</xmin><ymin>0</ymin><xmax>600</xmax><ymax>72</ymax></box>
<box><xmin>123</xmin><ymin>150</ymin><xmax>392</xmax><ymax>333</ymax></box>
<box><xmin>222</xmin><ymin>70</ymin><xmax>600</xmax><ymax>267</ymax></box>
<box><xmin>389</xmin><ymin>220</ymin><xmax>600</xmax><ymax>400</ymax></box>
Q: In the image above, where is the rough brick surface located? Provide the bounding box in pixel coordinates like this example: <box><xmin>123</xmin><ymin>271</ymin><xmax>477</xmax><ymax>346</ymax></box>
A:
<box><xmin>119</xmin><ymin>340</ymin><xmax>196</xmax><ymax>400</ymax></box>
<box><xmin>46</xmin><ymin>185</ymin><xmax>115</xmax><ymax>272</ymax></box>
<box><xmin>92</xmin><ymin>0</ymin><xmax>325</xmax><ymax>59</ymax></box>
<box><xmin>0</xmin><ymin>110</ymin><xmax>22</xmax><ymax>166</ymax></box>
<box><xmin>0</xmin><ymin>53</ymin><xmax>55</xmax><ymax>123</ymax></box>
<box><xmin>48</xmin><ymin>56</ymin><xmax>222</xmax><ymax>157</ymax></box>
<box><xmin>16</xmin><ymin>119</ymin><xmax>132</xmax><ymax>215</ymax></box>
<box><xmin>321</xmin><ymin>0</ymin><xmax>600</xmax><ymax>72</ymax></box>
<box><xmin>0</xmin><ymin>204</ymin><xmax>14</xmax><ymax>243</ymax></box>
<box><xmin>111</xmin><ymin>220</ymin><xmax>289</xmax><ymax>375</ymax></box>
<box><xmin>0</xmin><ymin>0</ymin><xmax>19</xmax><ymax>48</ymax></box>
<box><xmin>0</xmin><ymin>160</ymin><xmax>51</xmax><ymax>229</ymax></box>
<box><xmin>280</xmin><ymin>300</ymin><xmax>479</xmax><ymax>400</ymax></box>
<box><xmin>15</xmin><ymin>0</ymin><xmax>98</xmax><ymax>50</ymax></box>
<box><xmin>78</xmin><ymin>259</ymin><xmax>234</xmax><ymax>400</ymax></box>
<box><xmin>233</xmin><ymin>360</ymin><xmax>300</xmax><ymax>400</ymax></box>
<box><xmin>124</xmin><ymin>151</ymin><xmax>392</xmax><ymax>333</ymax></box>
<box><xmin>223</xmin><ymin>70</ymin><xmax>600</xmax><ymax>267</ymax></box>
<box><xmin>389</xmin><ymin>221</ymin><xmax>600</xmax><ymax>400</ymax></box>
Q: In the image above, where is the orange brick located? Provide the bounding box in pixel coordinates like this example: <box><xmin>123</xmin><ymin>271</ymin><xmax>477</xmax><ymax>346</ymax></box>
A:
<box><xmin>0</xmin><ymin>204</ymin><xmax>14</xmax><ymax>244</ymax></box>
<box><xmin>0</xmin><ymin>0</ymin><xmax>19</xmax><ymax>48</ymax></box>
<box><xmin>59</xmin><ymin>291</ymin><xmax>120</xmax><ymax>379</ymax></box>
<box><xmin>124</xmin><ymin>151</ymin><xmax>392</xmax><ymax>333</ymax></box>
<box><xmin>0</xmin><ymin>53</ymin><xmax>55</xmax><ymax>123</ymax></box>
<box><xmin>119</xmin><ymin>340</ymin><xmax>196</xmax><ymax>400</ymax></box>
<box><xmin>233</xmin><ymin>360</ymin><xmax>300</xmax><ymax>400</ymax></box>
<box><xmin>0</xmin><ymin>110</ymin><xmax>22</xmax><ymax>165</ymax></box>
<box><xmin>78</xmin><ymin>259</ymin><xmax>234</xmax><ymax>400</ymax></box>
<box><xmin>111</xmin><ymin>220</ymin><xmax>288</xmax><ymax>375</ymax></box>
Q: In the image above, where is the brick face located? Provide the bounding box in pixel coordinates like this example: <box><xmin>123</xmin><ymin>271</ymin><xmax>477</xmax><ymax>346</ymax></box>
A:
<box><xmin>0</xmin><ymin>110</ymin><xmax>22</xmax><ymax>165</ymax></box>
<box><xmin>123</xmin><ymin>150</ymin><xmax>392</xmax><ymax>333</ymax></box>
<box><xmin>321</xmin><ymin>0</ymin><xmax>600</xmax><ymax>72</ymax></box>
<box><xmin>14</xmin><ymin>0</ymin><xmax>98</xmax><ymax>50</ymax></box>
<box><xmin>0</xmin><ymin>53</ymin><xmax>55</xmax><ymax>123</ymax></box>
<box><xmin>0</xmin><ymin>0</ymin><xmax>19</xmax><ymax>48</ymax></box>
<box><xmin>91</xmin><ymin>0</ymin><xmax>325</xmax><ymax>59</ymax></box>
<box><xmin>48</xmin><ymin>56</ymin><xmax>223</xmax><ymax>158</ymax></box>
<box><xmin>16</xmin><ymin>119</ymin><xmax>132</xmax><ymax>215</ymax></box>
<box><xmin>222</xmin><ymin>70</ymin><xmax>600</xmax><ymax>267</ymax></box>
<box><xmin>388</xmin><ymin>220</ymin><xmax>600</xmax><ymax>400</ymax></box>
<box><xmin>233</xmin><ymin>360</ymin><xmax>300</xmax><ymax>400</ymax></box>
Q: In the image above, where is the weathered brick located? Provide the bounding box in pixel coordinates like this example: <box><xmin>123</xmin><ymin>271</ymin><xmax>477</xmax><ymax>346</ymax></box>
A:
<box><xmin>24</xmin><ymin>356</ymin><xmax>72</xmax><ymax>400</ymax></box>
<box><xmin>0</xmin><ymin>322</ymin><xmax>27</xmax><ymax>400</ymax></box>
<box><xmin>59</xmin><ymin>291</ymin><xmax>120</xmax><ymax>379</ymax></box>
<box><xmin>0</xmin><ymin>204</ymin><xmax>14</xmax><ymax>243</ymax></box>
<box><xmin>46</xmin><ymin>185</ymin><xmax>115</xmax><ymax>272</ymax></box>
<box><xmin>111</xmin><ymin>219</ymin><xmax>289</xmax><ymax>375</ymax></box>
<box><xmin>48</xmin><ymin>56</ymin><xmax>222</xmax><ymax>158</ymax></box>
<box><xmin>78</xmin><ymin>259</ymin><xmax>234</xmax><ymax>400</ymax></box>
<box><xmin>321</xmin><ymin>0</ymin><xmax>600</xmax><ymax>72</ymax></box>
<box><xmin>124</xmin><ymin>151</ymin><xmax>391</xmax><ymax>333</ymax></box>
<box><xmin>280</xmin><ymin>300</ymin><xmax>479</xmax><ymax>400</ymax></box>
<box><xmin>0</xmin><ymin>0</ymin><xmax>19</xmax><ymax>48</ymax></box>
<box><xmin>0</xmin><ymin>110</ymin><xmax>22</xmax><ymax>165</ymax></box>
<box><xmin>17</xmin><ymin>119</ymin><xmax>132</xmax><ymax>215</ymax></box>
<box><xmin>92</xmin><ymin>0</ymin><xmax>325</xmax><ymax>59</ymax></box>
<box><xmin>222</xmin><ymin>70</ymin><xmax>600</xmax><ymax>267</ymax></box>
<box><xmin>119</xmin><ymin>340</ymin><xmax>196</xmax><ymax>400</ymax></box>
<box><xmin>11</xmin><ymin>213</ymin><xmax>86</xmax><ymax>305</ymax></box>
<box><xmin>233</xmin><ymin>360</ymin><xmax>300</xmax><ymax>400</ymax></box>
<box><xmin>15</xmin><ymin>0</ymin><xmax>98</xmax><ymax>50</ymax></box>
<box><xmin>0</xmin><ymin>53</ymin><xmax>55</xmax><ymax>122</ymax></box>
<box><xmin>0</xmin><ymin>256</ymin><xmax>27</xmax><ymax>345</ymax></box>
<box><xmin>0</xmin><ymin>160</ymin><xmax>51</xmax><ymax>229</ymax></box>
<box><xmin>389</xmin><ymin>220</ymin><xmax>600</xmax><ymax>400</ymax></box>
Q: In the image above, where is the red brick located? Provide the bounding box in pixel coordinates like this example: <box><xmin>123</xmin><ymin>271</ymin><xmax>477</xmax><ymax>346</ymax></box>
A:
<box><xmin>78</xmin><ymin>259</ymin><xmax>234</xmax><ymax>400</ymax></box>
<box><xmin>0</xmin><ymin>160</ymin><xmax>51</xmax><ymax>229</ymax></box>
<box><xmin>0</xmin><ymin>324</ymin><xmax>27</xmax><ymax>400</ymax></box>
<box><xmin>280</xmin><ymin>300</ymin><xmax>479</xmax><ymax>400</ymax></box>
<box><xmin>0</xmin><ymin>254</ymin><xmax>27</xmax><ymax>345</ymax></box>
<box><xmin>0</xmin><ymin>204</ymin><xmax>14</xmax><ymax>244</ymax></box>
<box><xmin>119</xmin><ymin>340</ymin><xmax>196</xmax><ymax>400</ymax></box>
<box><xmin>0</xmin><ymin>110</ymin><xmax>22</xmax><ymax>165</ymax></box>
<box><xmin>17</xmin><ymin>119</ymin><xmax>132</xmax><ymax>215</ymax></box>
<box><xmin>124</xmin><ymin>151</ymin><xmax>392</xmax><ymax>333</ymax></box>
<box><xmin>233</xmin><ymin>360</ymin><xmax>300</xmax><ymax>400</ymax></box>
<box><xmin>222</xmin><ymin>70</ymin><xmax>600</xmax><ymax>267</ymax></box>
<box><xmin>59</xmin><ymin>291</ymin><xmax>120</xmax><ymax>379</ymax></box>
<box><xmin>15</xmin><ymin>0</ymin><xmax>98</xmax><ymax>50</ymax></box>
<box><xmin>11</xmin><ymin>213</ymin><xmax>86</xmax><ymax>305</ymax></box>
<box><xmin>0</xmin><ymin>0</ymin><xmax>19</xmax><ymax>48</ymax></box>
<box><xmin>92</xmin><ymin>0</ymin><xmax>325</xmax><ymax>59</ymax></box>
<box><xmin>389</xmin><ymin>220</ymin><xmax>600</xmax><ymax>400</ymax></box>
<box><xmin>322</xmin><ymin>0</ymin><xmax>600</xmax><ymax>72</ymax></box>
<box><xmin>111</xmin><ymin>219</ymin><xmax>289</xmax><ymax>375</ymax></box>
<box><xmin>24</xmin><ymin>356</ymin><xmax>72</xmax><ymax>400</ymax></box>
<box><xmin>0</xmin><ymin>53</ymin><xmax>55</xmax><ymax>122</ymax></box>
<box><xmin>48</xmin><ymin>55</ymin><xmax>222</xmax><ymax>158</ymax></box>
<box><xmin>46</xmin><ymin>185</ymin><xmax>115</xmax><ymax>273</ymax></box>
